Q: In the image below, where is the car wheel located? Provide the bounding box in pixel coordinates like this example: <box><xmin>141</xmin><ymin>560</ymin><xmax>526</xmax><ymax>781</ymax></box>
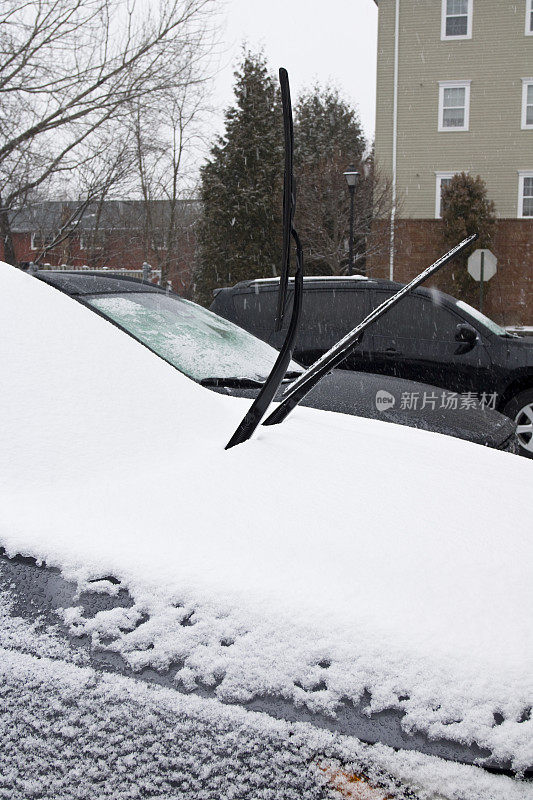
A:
<box><xmin>503</xmin><ymin>389</ymin><xmax>533</xmax><ymax>458</ymax></box>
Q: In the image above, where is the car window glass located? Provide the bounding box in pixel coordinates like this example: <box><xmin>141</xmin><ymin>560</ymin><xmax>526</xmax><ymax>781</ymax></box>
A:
<box><xmin>233</xmin><ymin>287</ymin><xmax>368</xmax><ymax>336</ymax></box>
<box><xmin>232</xmin><ymin>291</ymin><xmax>278</xmax><ymax>334</ymax></box>
<box><xmin>86</xmin><ymin>292</ymin><xmax>299</xmax><ymax>381</ymax></box>
<box><xmin>299</xmin><ymin>289</ymin><xmax>368</xmax><ymax>331</ymax></box>
<box><xmin>371</xmin><ymin>292</ymin><xmax>459</xmax><ymax>340</ymax></box>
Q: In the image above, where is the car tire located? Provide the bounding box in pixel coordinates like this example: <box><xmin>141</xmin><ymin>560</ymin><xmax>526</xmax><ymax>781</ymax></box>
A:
<box><xmin>503</xmin><ymin>389</ymin><xmax>533</xmax><ymax>458</ymax></box>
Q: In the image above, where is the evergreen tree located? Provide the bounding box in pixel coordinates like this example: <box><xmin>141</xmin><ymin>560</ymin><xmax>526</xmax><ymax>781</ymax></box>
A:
<box><xmin>295</xmin><ymin>86</ymin><xmax>365</xmax><ymax>167</ymax></box>
<box><xmin>294</xmin><ymin>86</ymin><xmax>367</xmax><ymax>275</ymax></box>
<box><xmin>441</xmin><ymin>172</ymin><xmax>496</xmax><ymax>303</ymax></box>
<box><xmin>195</xmin><ymin>52</ymin><xmax>283</xmax><ymax>305</ymax></box>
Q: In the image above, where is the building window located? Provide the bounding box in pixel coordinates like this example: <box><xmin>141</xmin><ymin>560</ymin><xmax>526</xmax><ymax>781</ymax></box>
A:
<box><xmin>518</xmin><ymin>172</ymin><xmax>533</xmax><ymax>217</ymax></box>
<box><xmin>441</xmin><ymin>0</ymin><xmax>473</xmax><ymax>39</ymax></box>
<box><xmin>150</xmin><ymin>231</ymin><xmax>168</xmax><ymax>251</ymax></box>
<box><xmin>435</xmin><ymin>173</ymin><xmax>457</xmax><ymax>218</ymax></box>
<box><xmin>526</xmin><ymin>0</ymin><xmax>533</xmax><ymax>35</ymax></box>
<box><xmin>438</xmin><ymin>81</ymin><xmax>471</xmax><ymax>131</ymax></box>
<box><xmin>80</xmin><ymin>230</ymin><xmax>107</xmax><ymax>250</ymax></box>
<box><xmin>30</xmin><ymin>231</ymin><xmax>56</xmax><ymax>250</ymax></box>
<box><xmin>522</xmin><ymin>79</ymin><xmax>533</xmax><ymax>128</ymax></box>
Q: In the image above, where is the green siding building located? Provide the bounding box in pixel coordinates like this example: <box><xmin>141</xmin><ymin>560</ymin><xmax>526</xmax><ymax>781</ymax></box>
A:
<box><xmin>373</xmin><ymin>0</ymin><xmax>533</xmax><ymax>324</ymax></box>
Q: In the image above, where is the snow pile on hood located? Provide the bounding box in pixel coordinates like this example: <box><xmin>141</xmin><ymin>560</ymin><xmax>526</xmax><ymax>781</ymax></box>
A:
<box><xmin>1</xmin><ymin>263</ymin><xmax>532</xmax><ymax>771</ymax></box>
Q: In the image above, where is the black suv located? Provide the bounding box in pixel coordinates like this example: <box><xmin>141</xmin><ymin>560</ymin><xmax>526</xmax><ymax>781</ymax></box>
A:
<box><xmin>210</xmin><ymin>276</ymin><xmax>533</xmax><ymax>457</ymax></box>
<box><xmin>30</xmin><ymin>270</ymin><xmax>517</xmax><ymax>453</ymax></box>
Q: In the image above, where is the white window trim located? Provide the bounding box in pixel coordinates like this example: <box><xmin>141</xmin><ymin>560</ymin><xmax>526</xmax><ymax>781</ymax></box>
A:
<box><xmin>30</xmin><ymin>231</ymin><xmax>55</xmax><ymax>250</ymax></box>
<box><xmin>526</xmin><ymin>0</ymin><xmax>533</xmax><ymax>35</ymax></box>
<box><xmin>518</xmin><ymin>171</ymin><xmax>533</xmax><ymax>218</ymax></box>
<box><xmin>438</xmin><ymin>80</ymin><xmax>471</xmax><ymax>132</ymax></box>
<box><xmin>441</xmin><ymin>0</ymin><xmax>473</xmax><ymax>40</ymax></box>
<box><xmin>435</xmin><ymin>172</ymin><xmax>458</xmax><ymax>218</ymax></box>
<box><xmin>522</xmin><ymin>79</ymin><xmax>533</xmax><ymax>129</ymax></box>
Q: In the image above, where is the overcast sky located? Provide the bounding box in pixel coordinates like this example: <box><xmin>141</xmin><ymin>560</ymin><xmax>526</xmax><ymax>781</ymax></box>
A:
<box><xmin>209</xmin><ymin>0</ymin><xmax>379</xmax><ymax>145</ymax></box>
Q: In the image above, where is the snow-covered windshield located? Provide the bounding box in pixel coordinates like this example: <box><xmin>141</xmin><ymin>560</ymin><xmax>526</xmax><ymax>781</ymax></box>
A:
<box><xmin>86</xmin><ymin>292</ymin><xmax>301</xmax><ymax>382</ymax></box>
<box><xmin>455</xmin><ymin>300</ymin><xmax>509</xmax><ymax>336</ymax></box>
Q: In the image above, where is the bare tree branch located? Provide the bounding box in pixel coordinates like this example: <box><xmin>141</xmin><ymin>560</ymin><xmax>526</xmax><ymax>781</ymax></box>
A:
<box><xmin>0</xmin><ymin>0</ymin><xmax>217</xmax><ymax>264</ymax></box>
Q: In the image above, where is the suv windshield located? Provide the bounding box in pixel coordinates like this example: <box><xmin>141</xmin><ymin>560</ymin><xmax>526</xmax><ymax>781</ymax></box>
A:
<box><xmin>455</xmin><ymin>300</ymin><xmax>509</xmax><ymax>336</ymax></box>
<box><xmin>85</xmin><ymin>291</ymin><xmax>301</xmax><ymax>383</ymax></box>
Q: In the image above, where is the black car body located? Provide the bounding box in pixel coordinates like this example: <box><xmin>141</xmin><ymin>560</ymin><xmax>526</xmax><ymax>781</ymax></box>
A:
<box><xmin>33</xmin><ymin>270</ymin><xmax>517</xmax><ymax>453</ymax></box>
<box><xmin>210</xmin><ymin>276</ymin><xmax>533</xmax><ymax>456</ymax></box>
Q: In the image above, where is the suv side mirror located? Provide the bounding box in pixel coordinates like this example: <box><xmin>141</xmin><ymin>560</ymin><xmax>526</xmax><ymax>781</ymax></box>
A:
<box><xmin>455</xmin><ymin>323</ymin><xmax>478</xmax><ymax>345</ymax></box>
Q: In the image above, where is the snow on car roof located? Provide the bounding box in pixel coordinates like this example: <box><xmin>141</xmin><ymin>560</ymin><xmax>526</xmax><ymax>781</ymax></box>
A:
<box><xmin>1</xmin><ymin>262</ymin><xmax>532</xmax><ymax>772</ymax></box>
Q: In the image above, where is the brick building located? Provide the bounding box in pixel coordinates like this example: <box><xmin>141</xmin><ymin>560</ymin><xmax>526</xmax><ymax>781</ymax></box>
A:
<box><xmin>2</xmin><ymin>199</ymin><xmax>200</xmax><ymax>296</ymax></box>
<box><xmin>371</xmin><ymin>0</ymin><xmax>533</xmax><ymax>324</ymax></box>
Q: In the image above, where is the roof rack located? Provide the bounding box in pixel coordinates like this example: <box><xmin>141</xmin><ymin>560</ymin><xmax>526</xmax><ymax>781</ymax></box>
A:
<box><xmin>248</xmin><ymin>275</ymin><xmax>370</xmax><ymax>285</ymax></box>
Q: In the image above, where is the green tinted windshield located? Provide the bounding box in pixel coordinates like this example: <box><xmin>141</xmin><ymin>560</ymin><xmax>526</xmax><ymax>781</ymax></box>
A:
<box><xmin>86</xmin><ymin>291</ymin><xmax>300</xmax><ymax>382</ymax></box>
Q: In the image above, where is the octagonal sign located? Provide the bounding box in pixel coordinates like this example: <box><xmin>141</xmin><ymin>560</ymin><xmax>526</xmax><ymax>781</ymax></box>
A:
<box><xmin>467</xmin><ymin>249</ymin><xmax>497</xmax><ymax>281</ymax></box>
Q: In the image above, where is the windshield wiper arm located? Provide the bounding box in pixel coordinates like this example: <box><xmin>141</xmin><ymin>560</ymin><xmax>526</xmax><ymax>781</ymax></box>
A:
<box><xmin>263</xmin><ymin>233</ymin><xmax>479</xmax><ymax>428</ymax></box>
<box><xmin>225</xmin><ymin>68</ymin><xmax>304</xmax><ymax>450</ymax></box>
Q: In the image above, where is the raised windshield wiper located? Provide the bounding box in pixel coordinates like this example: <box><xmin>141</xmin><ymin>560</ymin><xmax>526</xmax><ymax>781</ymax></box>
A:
<box><xmin>225</xmin><ymin>67</ymin><xmax>304</xmax><ymax>450</ymax></box>
<box><xmin>263</xmin><ymin>233</ymin><xmax>479</xmax><ymax>428</ymax></box>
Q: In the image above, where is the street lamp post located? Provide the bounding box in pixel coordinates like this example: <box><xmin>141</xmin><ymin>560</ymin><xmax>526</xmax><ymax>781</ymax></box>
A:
<box><xmin>343</xmin><ymin>165</ymin><xmax>359</xmax><ymax>275</ymax></box>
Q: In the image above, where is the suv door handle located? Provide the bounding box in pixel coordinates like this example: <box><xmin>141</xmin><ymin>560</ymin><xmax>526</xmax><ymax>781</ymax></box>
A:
<box><xmin>385</xmin><ymin>347</ymin><xmax>397</xmax><ymax>354</ymax></box>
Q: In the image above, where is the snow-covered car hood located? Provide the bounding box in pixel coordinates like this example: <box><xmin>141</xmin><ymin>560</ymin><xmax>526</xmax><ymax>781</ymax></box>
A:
<box><xmin>1</xmin><ymin>263</ymin><xmax>532</xmax><ymax>783</ymax></box>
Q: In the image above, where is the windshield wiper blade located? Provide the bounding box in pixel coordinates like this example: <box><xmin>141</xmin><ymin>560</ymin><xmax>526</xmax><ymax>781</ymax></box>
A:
<box><xmin>225</xmin><ymin>68</ymin><xmax>304</xmax><ymax>450</ymax></box>
<box><xmin>202</xmin><ymin>371</ymin><xmax>302</xmax><ymax>390</ymax></box>
<box><xmin>263</xmin><ymin>233</ymin><xmax>479</xmax><ymax>427</ymax></box>
<box><xmin>275</xmin><ymin>69</ymin><xmax>294</xmax><ymax>333</ymax></box>
<box><xmin>282</xmin><ymin>370</ymin><xmax>303</xmax><ymax>381</ymax></box>
<box><xmin>201</xmin><ymin>377</ymin><xmax>267</xmax><ymax>389</ymax></box>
